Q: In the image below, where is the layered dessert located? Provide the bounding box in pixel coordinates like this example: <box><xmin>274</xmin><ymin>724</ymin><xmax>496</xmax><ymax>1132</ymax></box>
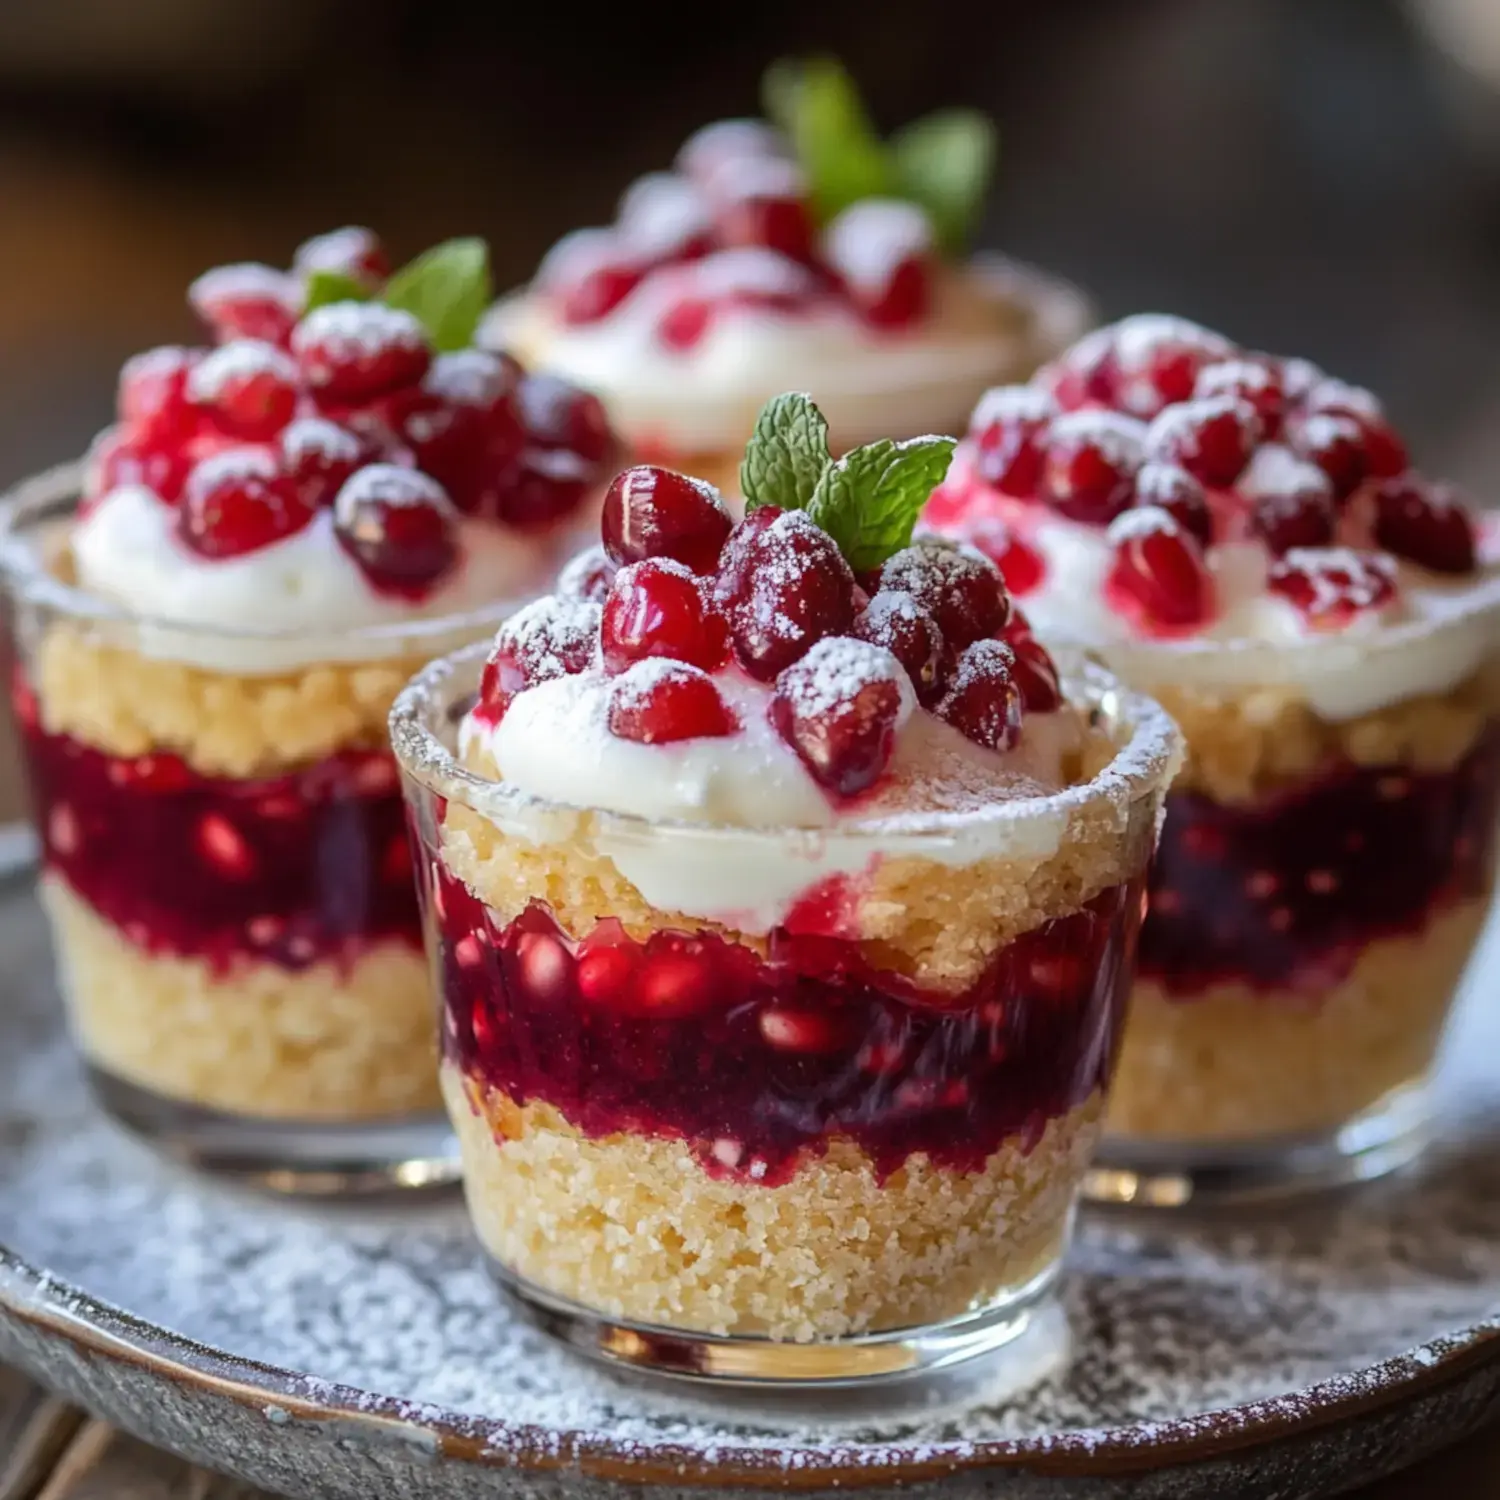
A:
<box><xmin>486</xmin><ymin>58</ymin><xmax>1088</xmax><ymax>494</ymax></box>
<box><xmin>925</xmin><ymin>315</ymin><xmax>1500</xmax><ymax>1189</ymax></box>
<box><xmin>1</xmin><ymin>230</ymin><xmax>616</xmax><ymax>1170</ymax></box>
<box><xmin>392</xmin><ymin>395</ymin><xmax>1179</xmax><ymax>1373</ymax></box>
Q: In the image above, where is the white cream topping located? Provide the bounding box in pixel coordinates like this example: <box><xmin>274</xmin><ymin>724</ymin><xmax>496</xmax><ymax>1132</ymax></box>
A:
<box><xmin>462</xmin><ymin>662</ymin><xmax>1080</xmax><ymax>931</ymax></box>
<box><xmin>484</xmin><ymin>258</ymin><xmax>1090</xmax><ymax>457</ymax></box>
<box><xmin>71</xmin><ymin>484</ymin><xmax>555</xmax><ymax>675</ymax></box>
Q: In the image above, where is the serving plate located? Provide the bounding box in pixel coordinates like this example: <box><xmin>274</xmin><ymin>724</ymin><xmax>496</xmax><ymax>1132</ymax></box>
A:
<box><xmin>4</xmin><ymin>873</ymin><xmax>1500</xmax><ymax>1498</ymax></box>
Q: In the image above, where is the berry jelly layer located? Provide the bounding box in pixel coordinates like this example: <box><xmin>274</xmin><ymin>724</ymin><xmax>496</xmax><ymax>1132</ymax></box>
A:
<box><xmin>22</xmin><ymin>713</ymin><xmax>419</xmax><ymax>974</ymax></box>
<box><xmin>1141</xmin><ymin>724</ymin><xmax>1500</xmax><ymax>998</ymax></box>
<box><xmin>435</xmin><ymin>865</ymin><xmax>1144</xmax><ymax>1185</ymax></box>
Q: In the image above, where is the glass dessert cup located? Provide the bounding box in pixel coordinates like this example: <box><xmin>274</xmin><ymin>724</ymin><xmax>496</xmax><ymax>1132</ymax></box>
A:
<box><xmin>1083</xmin><ymin>621</ymin><xmax>1500</xmax><ymax>1208</ymax></box>
<box><xmin>391</xmin><ymin>641</ymin><xmax>1179</xmax><ymax>1386</ymax></box>
<box><xmin>0</xmin><ymin>465</ymin><xmax>558</xmax><ymax>1193</ymax></box>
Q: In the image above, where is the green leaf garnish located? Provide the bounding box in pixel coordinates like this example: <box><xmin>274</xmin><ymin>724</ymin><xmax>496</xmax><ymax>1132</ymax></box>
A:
<box><xmin>303</xmin><ymin>269</ymin><xmax>370</xmax><ymax>313</ymax></box>
<box><xmin>740</xmin><ymin>392</ymin><xmax>832</xmax><ymax>513</ymax></box>
<box><xmin>891</xmin><ymin>110</ymin><xmax>997</xmax><ymax>255</ymax></box>
<box><xmin>763</xmin><ymin>57</ymin><xmax>893</xmax><ymax>224</ymax></box>
<box><xmin>382</xmin><ymin>237</ymin><xmax>491</xmax><ymax>353</ymax></box>
<box><xmin>805</xmin><ymin>434</ymin><xmax>956</xmax><ymax>572</ymax></box>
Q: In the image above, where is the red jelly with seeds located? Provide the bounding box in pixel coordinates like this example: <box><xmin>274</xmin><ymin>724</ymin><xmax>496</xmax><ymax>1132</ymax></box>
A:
<box><xmin>1140</xmin><ymin>731</ymin><xmax>1500</xmax><ymax>998</ymax></box>
<box><xmin>21</xmin><ymin>705</ymin><xmax>420</xmax><ymax>973</ymax></box>
<box><xmin>431</xmin><ymin>865</ymin><xmax>1144</xmax><ymax>1183</ymax></box>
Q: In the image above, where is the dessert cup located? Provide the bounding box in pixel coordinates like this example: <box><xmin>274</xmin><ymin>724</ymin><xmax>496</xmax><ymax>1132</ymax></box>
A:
<box><xmin>389</xmin><ymin>404</ymin><xmax>1180</xmax><ymax>1383</ymax></box>
<box><xmin>484</xmin><ymin>63</ymin><xmax>1089</xmax><ymax>494</ymax></box>
<box><xmin>2</xmin><ymin>230</ymin><xmax>616</xmax><ymax>1193</ymax></box>
<box><xmin>925</xmin><ymin>314</ymin><xmax>1500</xmax><ymax>1205</ymax></box>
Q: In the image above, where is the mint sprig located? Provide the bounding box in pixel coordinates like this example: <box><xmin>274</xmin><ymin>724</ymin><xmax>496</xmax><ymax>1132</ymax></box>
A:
<box><xmin>303</xmin><ymin>269</ymin><xmax>370</xmax><ymax>313</ymax></box>
<box><xmin>740</xmin><ymin>392</ymin><xmax>831</xmax><ymax>512</ymax></box>
<box><xmin>382</xmin><ymin>237</ymin><xmax>491</xmax><ymax>353</ymax></box>
<box><xmin>806</xmin><ymin>435</ymin><xmax>956</xmax><ymax>573</ymax></box>
<box><xmin>738</xmin><ymin>393</ymin><xmax>954</xmax><ymax>571</ymax></box>
<box><xmin>762</xmin><ymin>57</ymin><xmax>998</xmax><ymax>253</ymax></box>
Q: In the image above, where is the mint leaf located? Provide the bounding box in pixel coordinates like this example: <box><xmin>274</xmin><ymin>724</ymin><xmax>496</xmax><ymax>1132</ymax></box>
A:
<box><xmin>382</xmin><ymin>237</ymin><xmax>491</xmax><ymax>352</ymax></box>
<box><xmin>739</xmin><ymin>393</ymin><xmax>832</xmax><ymax>512</ymax></box>
<box><xmin>763</xmin><ymin>57</ymin><xmax>893</xmax><ymax>224</ymax></box>
<box><xmin>892</xmin><ymin>110</ymin><xmax>997</xmax><ymax>255</ymax></box>
<box><xmin>304</xmin><ymin>269</ymin><xmax>370</xmax><ymax>313</ymax></box>
<box><xmin>805</xmin><ymin>435</ymin><xmax>956</xmax><ymax>572</ymax></box>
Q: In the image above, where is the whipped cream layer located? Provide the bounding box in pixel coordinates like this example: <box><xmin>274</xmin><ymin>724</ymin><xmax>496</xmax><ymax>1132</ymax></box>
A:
<box><xmin>460</xmin><ymin>663</ymin><xmax>1084</xmax><ymax>932</ymax></box>
<box><xmin>980</xmin><ymin>488</ymin><xmax>1500</xmax><ymax>721</ymax></box>
<box><xmin>486</xmin><ymin>259</ymin><xmax>1089</xmax><ymax>458</ymax></box>
<box><xmin>72</xmin><ymin>485</ymin><xmax>557</xmax><ymax>676</ymax></box>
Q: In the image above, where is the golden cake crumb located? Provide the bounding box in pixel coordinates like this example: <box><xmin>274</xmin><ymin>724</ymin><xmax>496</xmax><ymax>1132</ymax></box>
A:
<box><xmin>46</xmin><ymin>876</ymin><xmax>440</xmax><ymax>1119</ymax></box>
<box><xmin>444</xmin><ymin>1063</ymin><xmax>1101</xmax><ymax>1340</ymax></box>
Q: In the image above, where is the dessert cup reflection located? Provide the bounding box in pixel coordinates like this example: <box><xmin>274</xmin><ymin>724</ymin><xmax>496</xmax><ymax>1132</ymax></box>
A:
<box><xmin>392</xmin><ymin>400</ymin><xmax>1180</xmax><ymax>1383</ymax></box>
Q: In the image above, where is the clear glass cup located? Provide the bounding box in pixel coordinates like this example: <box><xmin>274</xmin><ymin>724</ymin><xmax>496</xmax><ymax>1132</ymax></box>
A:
<box><xmin>390</xmin><ymin>639</ymin><xmax>1180</xmax><ymax>1386</ymax></box>
<box><xmin>1078</xmin><ymin>601</ymin><xmax>1500</xmax><ymax>1208</ymax></box>
<box><xmin>0</xmin><ymin>464</ymin><xmax>567</xmax><ymax>1193</ymax></box>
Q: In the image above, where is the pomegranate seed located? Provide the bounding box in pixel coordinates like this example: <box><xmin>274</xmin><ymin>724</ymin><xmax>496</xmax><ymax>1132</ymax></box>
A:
<box><xmin>715</xmin><ymin>510</ymin><xmax>856</xmax><ymax>680</ymax></box>
<box><xmin>196</xmin><ymin>813</ymin><xmax>256</xmax><ymax>880</ymax></box>
<box><xmin>1105</xmin><ymin>507</ymin><xmax>1215</xmax><ymax>633</ymax></box>
<box><xmin>575</xmin><ymin>941</ymin><xmax>637</xmax><ymax>1005</ymax></box>
<box><xmin>712</xmin><ymin>158</ymin><xmax>815</xmax><ymax>262</ymax></box>
<box><xmin>118</xmin><ymin>345</ymin><xmax>203</xmax><ymax>440</ymax></box>
<box><xmin>968</xmin><ymin>385</ymin><xmax>1058</xmax><ymax>496</ymax></box>
<box><xmin>1108</xmin><ymin>313</ymin><xmax>1235</xmax><ymax>418</ymax></box>
<box><xmin>617</xmin><ymin>173</ymin><xmax>714</xmax><ymax>262</ymax></box>
<box><xmin>823</xmin><ymin>200</ymin><xmax>934</xmax><ymax>329</ymax></box>
<box><xmin>561</xmin><ymin>256</ymin><xmax>644</xmax><ymax>325</ymax></box>
<box><xmin>1371</xmin><ymin>476</ymin><xmax>1477</xmax><ymax>575</ymax></box>
<box><xmin>188</xmin><ymin>263</ymin><xmax>301</xmax><ymax>346</ymax></box>
<box><xmin>852</xmin><ymin>589</ymin><xmax>945</xmax><ymax>703</ymax></box>
<box><xmin>179</xmin><ymin>450</ymin><xmax>314</xmax><ymax>558</ymax></box>
<box><xmin>1194</xmin><ymin>357</ymin><xmax>1286</xmax><ymax>438</ymax></box>
<box><xmin>515</xmin><ymin>930</ymin><xmax>575</xmax><ymax>1005</ymax></box>
<box><xmin>187</xmin><ymin>339</ymin><xmax>300</xmax><ymax>440</ymax></box>
<box><xmin>481</xmin><ymin>596</ymin><xmax>600</xmax><ymax>718</ymax></box>
<box><xmin>601</xmin><ymin>557</ymin><xmax>728</xmax><ymax>673</ymax></box>
<box><xmin>1144</xmin><ymin>396</ymin><xmax>1260</xmax><ymax>487</ymax></box>
<box><xmin>935</xmin><ymin>639</ymin><xmax>1023</xmax><ymax>751</ymax></box>
<box><xmin>1241</xmin><ymin>444</ymin><xmax>1336</xmax><ymax>554</ymax></box>
<box><xmin>90</xmin><ymin>427</ymin><xmax>193</xmax><ymax>505</ymax></box>
<box><xmin>292</xmin><ymin>226</ymin><xmax>390</xmax><ymax>289</ymax></box>
<box><xmin>633</xmin><ymin>949</ymin><xmax>716</xmax><ymax>1017</ymax></box>
<box><xmin>557</xmin><ymin>544</ymin><xmax>618</xmax><ymax>604</ymax></box>
<box><xmin>676</xmin><ymin>118</ymin><xmax>789</xmax><ymax>185</ymax></box>
<box><xmin>332</xmin><ymin>464</ymin><xmax>459</xmax><ymax>596</ymax></box>
<box><xmin>759</xmin><ymin>1006</ymin><xmax>844</xmax><ymax>1053</ymax></box>
<box><xmin>494</xmin><ymin>448</ymin><xmax>593</xmax><ymax>530</ymax></box>
<box><xmin>293</xmin><ymin>302</ymin><xmax>431</xmax><ymax>403</ymax></box>
<box><xmin>657</xmin><ymin>297</ymin><xmax>714</xmax><ymax>351</ymax></box>
<box><xmin>602</xmin><ymin>466</ymin><xmax>731</xmax><ymax>574</ymax></box>
<box><xmin>877</xmin><ymin>540</ymin><xmax>1011</xmax><ymax>649</ymax></box>
<box><xmin>1039</xmin><ymin>410</ymin><xmax>1146</xmax><ymax>524</ymax></box>
<box><xmin>516</xmin><ymin>373</ymin><xmax>613</xmax><ymax>465</ymax></box>
<box><xmin>1303</xmin><ymin>380</ymin><xmax>1408</xmax><ymax>478</ymax></box>
<box><xmin>1005</xmin><ymin>627</ymin><xmax>1063</xmax><ymax>713</ymax></box>
<box><xmin>1038</xmin><ymin>327</ymin><xmax>1117</xmax><ymax>410</ymax></box>
<box><xmin>427</xmin><ymin>348</ymin><xmax>521</xmax><ymax>406</ymax></box>
<box><xmin>1134</xmin><ymin>462</ymin><xmax>1213</xmax><ymax>548</ymax></box>
<box><xmin>1268</xmin><ymin>547</ymin><xmax>1399</xmax><ymax>627</ymax></box>
<box><xmin>771</xmin><ymin>636</ymin><xmax>908</xmax><ymax>796</ymax></box>
<box><xmin>1286</xmin><ymin>410</ymin><xmax>1369</xmax><ymax>503</ymax></box>
<box><xmin>950</xmin><ymin>516</ymin><xmax>1047</xmax><ymax>597</ymax></box>
<box><xmin>279</xmin><ymin>417</ymin><xmax>368</xmax><ymax>508</ymax></box>
<box><xmin>607</xmin><ymin>659</ymin><xmax>738</xmax><ymax>743</ymax></box>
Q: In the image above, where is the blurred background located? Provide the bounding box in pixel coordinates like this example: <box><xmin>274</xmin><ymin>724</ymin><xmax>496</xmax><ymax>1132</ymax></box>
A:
<box><xmin>2</xmin><ymin>0</ymin><xmax>1500</xmax><ymax>484</ymax></box>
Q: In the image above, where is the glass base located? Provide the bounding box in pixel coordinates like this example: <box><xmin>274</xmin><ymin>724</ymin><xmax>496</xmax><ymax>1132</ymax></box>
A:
<box><xmin>88</xmin><ymin>1064</ymin><xmax>462</xmax><ymax>1195</ymax></box>
<box><xmin>1083</xmin><ymin>1080</ymin><xmax>1432</xmax><ymax>1209</ymax></box>
<box><xmin>489</xmin><ymin>1255</ymin><xmax>1064</xmax><ymax>1388</ymax></box>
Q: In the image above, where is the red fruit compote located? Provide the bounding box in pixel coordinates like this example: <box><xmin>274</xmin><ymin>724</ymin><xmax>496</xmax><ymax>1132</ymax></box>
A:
<box><xmin>390</xmin><ymin>395</ymin><xmax>1180</xmax><ymax>1383</ymax></box>
<box><xmin>0</xmin><ymin>229</ymin><xmax>616</xmax><ymax>1190</ymax></box>
<box><xmin>925</xmin><ymin>314</ymin><xmax>1500</xmax><ymax>1203</ymax></box>
<box><xmin>483</xmin><ymin>58</ymin><xmax>1088</xmax><ymax>495</ymax></box>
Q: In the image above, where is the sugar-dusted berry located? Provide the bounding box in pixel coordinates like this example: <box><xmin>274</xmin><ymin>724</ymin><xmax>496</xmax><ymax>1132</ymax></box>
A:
<box><xmin>1143</xmin><ymin>395</ymin><xmax>1260</xmax><ymax>488</ymax></box>
<box><xmin>602</xmin><ymin>466</ymin><xmax>731</xmax><ymax>574</ymax></box>
<box><xmin>935</xmin><ymin>639</ymin><xmax>1023</xmax><ymax>751</ymax></box>
<box><xmin>967</xmin><ymin>384</ymin><xmax>1057</xmax><ymax>496</ymax></box>
<box><xmin>1370</xmin><ymin>476</ymin><xmax>1476</xmax><ymax>575</ymax></box>
<box><xmin>293</xmin><ymin>301</ymin><xmax>431</xmax><ymax>403</ymax></box>
<box><xmin>1105</xmin><ymin>506</ymin><xmax>1215</xmax><ymax>633</ymax></box>
<box><xmin>332</xmin><ymin>463</ymin><xmax>459</xmax><ymax>596</ymax></box>
<box><xmin>608</xmin><ymin>659</ymin><xmax>738</xmax><ymax>744</ymax></box>
<box><xmin>851</xmin><ymin>589</ymin><xmax>945</xmax><ymax>703</ymax></box>
<box><xmin>1039</xmin><ymin>409</ymin><xmax>1146</xmax><ymax>525</ymax></box>
<box><xmin>187</xmin><ymin>339</ymin><xmax>300</xmax><ymax>441</ymax></box>
<box><xmin>1268</xmin><ymin>547</ymin><xmax>1399</xmax><ymax>627</ymax></box>
<box><xmin>877</xmin><ymin>539</ymin><xmax>1011</xmax><ymax>648</ymax></box>
<box><xmin>601</xmin><ymin>557</ymin><xmax>728</xmax><ymax>673</ymax></box>
<box><xmin>178</xmin><ymin>448</ymin><xmax>314</xmax><ymax>559</ymax></box>
<box><xmin>189</xmin><ymin>263</ymin><xmax>301</xmax><ymax>347</ymax></box>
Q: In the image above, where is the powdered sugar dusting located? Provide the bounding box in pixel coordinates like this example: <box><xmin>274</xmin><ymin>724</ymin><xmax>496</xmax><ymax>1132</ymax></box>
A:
<box><xmin>775</xmin><ymin>635</ymin><xmax>911</xmax><ymax>719</ymax></box>
<box><xmin>187</xmin><ymin>339</ymin><xmax>298</xmax><ymax>401</ymax></box>
<box><xmin>293</xmin><ymin>302</ymin><xmax>428</xmax><ymax>359</ymax></box>
<box><xmin>334</xmin><ymin>464</ymin><xmax>453</xmax><ymax>523</ymax></box>
<box><xmin>494</xmin><ymin>596</ymin><xmax>601</xmax><ymax>683</ymax></box>
<box><xmin>822</xmin><ymin>200</ymin><xmax>934</xmax><ymax>290</ymax></box>
<box><xmin>189</xmin><ymin>262</ymin><xmax>300</xmax><ymax>313</ymax></box>
<box><xmin>1239</xmin><ymin>443</ymin><xmax>1332</xmax><ymax>503</ymax></box>
<box><xmin>1048</xmin><ymin>409</ymin><xmax>1147</xmax><ymax>468</ymax></box>
<box><xmin>424</xmin><ymin>350</ymin><xmax>510</xmax><ymax>408</ymax></box>
<box><xmin>971</xmin><ymin>383</ymin><xmax>1058</xmax><ymax>431</ymax></box>
<box><xmin>1107</xmin><ymin>506</ymin><xmax>1182</xmax><ymax>545</ymax></box>
<box><xmin>281</xmin><ymin>416</ymin><xmax>363</xmax><ymax>466</ymax></box>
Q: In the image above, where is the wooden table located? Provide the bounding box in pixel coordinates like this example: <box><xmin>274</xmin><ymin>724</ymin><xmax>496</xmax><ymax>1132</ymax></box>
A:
<box><xmin>2</xmin><ymin>1365</ymin><xmax>1499</xmax><ymax>1498</ymax></box>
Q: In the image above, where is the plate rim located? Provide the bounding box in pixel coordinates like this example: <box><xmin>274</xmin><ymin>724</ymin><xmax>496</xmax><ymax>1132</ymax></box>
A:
<box><xmin>4</xmin><ymin>1245</ymin><xmax>1500</xmax><ymax>1486</ymax></box>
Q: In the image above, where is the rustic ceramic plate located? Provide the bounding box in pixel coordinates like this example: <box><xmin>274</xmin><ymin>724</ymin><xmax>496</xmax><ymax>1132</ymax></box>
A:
<box><xmin>4</xmin><ymin>874</ymin><xmax>1500</xmax><ymax>1499</ymax></box>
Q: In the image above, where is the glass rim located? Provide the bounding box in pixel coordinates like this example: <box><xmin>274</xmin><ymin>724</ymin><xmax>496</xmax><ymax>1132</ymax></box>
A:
<box><xmin>389</xmin><ymin>638</ymin><xmax>1183</xmax><ymax>857</ymax></box>
<box><xmin>0</xmin><ymin>461</ymin><xmax>537</xmax><ymax>650</ymax></box>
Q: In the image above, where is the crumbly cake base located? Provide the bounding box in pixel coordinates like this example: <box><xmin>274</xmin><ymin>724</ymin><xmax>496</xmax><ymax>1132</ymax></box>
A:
<box><xmin>443</xmin><ymin>1063</ymin><xmax>1099</xmax><ymax>1341</ymax></box>
<box><xmin>1106</xmin><ymin>898</ymin><xmax>1487</xmax><ymax>1143</ymax></box>
<box><xmin>29</xmin><ymin>623</ymin><xmax>428</xmax><ymax>777</ymax></box>
<box><xmin>1153</xmin><ymin>667</ymin><xmax>1500</xmax><ymax>805</ymax></box>
<box><xmin>44</xmin><ymin>876</ymin><xmax>439</xmax><ymax>1120</ymax></box>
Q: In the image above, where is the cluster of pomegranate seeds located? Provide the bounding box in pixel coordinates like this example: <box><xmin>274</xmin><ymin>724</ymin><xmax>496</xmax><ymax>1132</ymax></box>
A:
<box><xmin>1267</xmin><ymin>548</ymin><xmax>1398</xmax><ymax>629</ymax></box>
<box><xmin>87</xmin><ymin>229</ymin><xmax>615</xmax><ymax>590</ymax></box>
<box><xmin>536</xmin><ymin>118</ymin><xmax>939</xmax><ymax>341</ymax></box>
<box><xmin>933</xmin><ymin>312</ymin><xmax>1484</xmax><ymax>636</ymax></box>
